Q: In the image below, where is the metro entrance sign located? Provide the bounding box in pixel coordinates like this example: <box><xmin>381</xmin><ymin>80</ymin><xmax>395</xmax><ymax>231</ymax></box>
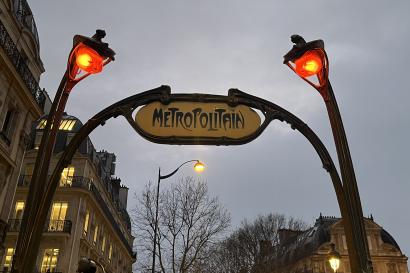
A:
<box><xmin>28</xmin><ymin>85</ymin><xmax>362</xmax><ymax>273</ymax></box>
<box><xmin>135</xmin><ymin>101</ymin><xmax>261</xmax><ymax>143</ymax></box>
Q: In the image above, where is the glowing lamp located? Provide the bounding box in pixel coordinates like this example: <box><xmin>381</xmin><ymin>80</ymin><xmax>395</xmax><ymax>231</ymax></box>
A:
<box><xmin>329</xmin><ymin>257</ymin><xmax>340</xmax><ymax>272</ymax></box>
<box><xmin>328</xmin><ymin>243</ymin><xmax>341</xmax><ymax>272</ymax></box>
<box><xmin>294</xmin><ymin>50</ymin><xmax>323</xmax><ymax>78</ymax></box>
<box><xmin>75</xmin><ymin>45</ymin><xmax>104</xmax><ymax>74</ymax></box>
<box><xmin>194</xmin><ymin>162</ymin><xmax>205</xmax><ymax>173</ymax></box>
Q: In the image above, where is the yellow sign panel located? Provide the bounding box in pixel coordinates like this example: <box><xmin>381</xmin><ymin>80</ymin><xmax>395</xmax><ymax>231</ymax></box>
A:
<box><xmin>135</xmin><ymin>101</ymin><xmax>261</xmax><ymax>139</ymax></box>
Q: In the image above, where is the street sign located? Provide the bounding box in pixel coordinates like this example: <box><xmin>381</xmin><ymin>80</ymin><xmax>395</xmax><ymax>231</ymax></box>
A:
<box><xmin>134</xmin><ymin>101</ymin><xmax>261</xmax><ymax>144</ymax></box>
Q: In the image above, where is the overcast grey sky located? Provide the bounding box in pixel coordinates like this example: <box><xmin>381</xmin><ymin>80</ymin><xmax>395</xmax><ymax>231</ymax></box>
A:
<box><xmin>30</xmin><ymin>0</ymin><xmax>409</xmax><ymax>256</ymax></box>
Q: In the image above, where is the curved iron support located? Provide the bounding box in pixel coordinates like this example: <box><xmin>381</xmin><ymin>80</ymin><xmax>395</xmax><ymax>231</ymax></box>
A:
<box><xmin>159</xmin><ymin>160</ymin><xmax>200</xmax><ymax>180</ymax></box>
<box><xmin>33</xmin><ymin>86</ymin><xmax>356</xmax><ymax>271</ymax></box>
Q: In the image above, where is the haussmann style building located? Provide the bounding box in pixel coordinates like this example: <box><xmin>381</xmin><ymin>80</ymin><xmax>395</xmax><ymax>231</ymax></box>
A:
<box><xmin>0</xmin><ymin>0</ymin><xmax>51</xmax><ymax>257</ymax></box>
<box><xmin>254</xmin><ymin>215</ymin><xmax>409</xmax><ymax>273</ymax></box>
<box><xmin>2</xmin><ymin>113</ymin><xmax>136</xmax><ymax>273</ymax></box>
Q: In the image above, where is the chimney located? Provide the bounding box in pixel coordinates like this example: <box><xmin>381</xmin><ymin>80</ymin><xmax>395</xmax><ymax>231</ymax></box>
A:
<box><xmin>278</xmin><ymin>229</ymin><xmax>303</xmax><ymax>245</ymax></box>
<box><xmin>119</xmin><ymin>185</ymin><xmax>129</xmax><ymax>209</ymax></box>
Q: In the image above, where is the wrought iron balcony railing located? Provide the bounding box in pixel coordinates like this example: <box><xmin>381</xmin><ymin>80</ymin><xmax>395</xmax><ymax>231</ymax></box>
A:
<box><xmin>0</xmin><ymin>19</ymin><xmax>45</xmax><ymax>110</ymax></box>
<box><xmin>13</xmin><ymin>0</ymin><xmax>40</xmax><ymax>45</ymax></box>
<box><xmin>18</xmin><ymin>175</ymin><xmax>93</xmax><ymax>188</ymax></box>
<box><xmin>0</xmin><ymin>271</ymin><xmax>63</xmax><ymax>273</ymax></box>
<box><xmin>8</xmin><ymin>219</ymin><xmax>72</xmax><ymax>233</ymax></box>
<box><xmin>0</xmin><ymin>218</ymin><xmax>7</xmax><ymax>246</ymax></box>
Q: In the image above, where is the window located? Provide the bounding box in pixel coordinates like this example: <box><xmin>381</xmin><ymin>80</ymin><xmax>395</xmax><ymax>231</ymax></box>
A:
<box><xmin>1</xmin><ymin>109</ymin><xmax>15</xmax><ymax>145</ymax></box>
<box><xmin>20</xmin><ymin>165</ymin><xmax>34</xmax><ymax>186</ymax></box>
<box><xmin>60</xmin><ymin>119</ymin><xmax>76</xmax><ymax>131</ymax></box>
<box><xmin>102</xmin><ymin>234</ymin><xmax>106</xmax><ymax>253</ymax></box>
<box><xmin>25</xmin><ymin>165</ymin><xmax>34</xmax><ymax>176</ymax></box>
<box><xmin>93</xmin><ymin>224</ymin><xmax>99</xmax><ymax>245</ymax></box>
<box><xmin>367</xmin><ymin>235</ymin><xmax>372</xmax><ymax>250</ymax></box>
<box><xmin>66</xmin><ymin>133</ymin><xmax>75</xmax><ymax>147</ymax></box>
<box><xmin>15</xmin><ymin>201</ymin><xmax>25</xmax><ymax>219</ymax></box>
<box><xmin>36</xmin><ymin>119</ymin><xmax>47</xmax><ymax>130</ymax></box>
<box><xmin>83</xmin><ymin>210</ymin><xmax>90</xmax><ymax>236</ymax></box>
<box><xmin>60</xmin><ymin>166</ymin><xmax>75</xmax><ymax>186</ymax></box>
<box><xmin>36</xmin><ymin>119</ymin><xmax>76</xmax><ymax>131</ymax></box>
<box><xmin>40</xmin><ymin>248</ymin><xmax>59</xmax><ymax>273</ymax></box>
<box><xmin>387</xmin><ymin>263</ymin><xmax>398</xmax><ymax>273</ymax></box>
<box><xmin>3</xmin><ymin>248</ymin><xmax>14</xmax><ymax>270</ymax></box>
<box><xmin>342</xmin><ymin>235</ymin><xmax>347</xmax><ymax>250</ymax></box>
<box><xmin>49</xmin><ymin>202</ymin><xmax>68</xmax><ymax>231</ymax></box>
<box><xmin>34</xmin><ymin>132</ymin><xmax>43</xmax><ymax>149</ymax></box>
<box><xmin>108</xmin><ymin>243</ymin><xmax>112</xmax><ymax>261</ymax></box>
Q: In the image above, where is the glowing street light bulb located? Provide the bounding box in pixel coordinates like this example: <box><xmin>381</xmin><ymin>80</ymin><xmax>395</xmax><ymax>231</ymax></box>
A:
<box><xmin>194</xmin><ymin>161</ymin><xmax>205</xmax><ymax>173</ymax></box>
<box><xmin>294</xmin><ymin>50</ymin><xmax>323</xmax><ymax>78</ymax></box>
<box><xmin>76</xmin><ymin>53</ymin><xmax>92</xmax><ymax>69</ymax></box>
<box><xmin>75</xmin><ymin>45</ymin><xmax>104</xmax><ymax>74</ymax></box>
<box><xmin>329</xmin><ymin>257</ymin><xmax>340</xmax><ymax>272</ymax></box>
<box><xmin>328</xmin><ymin>243</ymin><xmax>341</xmax><ymax>273</ymax></box>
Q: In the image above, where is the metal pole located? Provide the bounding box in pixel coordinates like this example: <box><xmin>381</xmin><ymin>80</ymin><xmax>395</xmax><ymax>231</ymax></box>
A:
<box><xmin>11</xmin><ymin>72</ymin><xmax>69</xmax><ymax>273</ymax></box>
<box><xmin>283</xmin><ymin>36</ymin><xmax>373</xmax><ymax>273</ymax></box>
<box><xmin>323</xmin><ymin>82</ymin><xmax>372</xmax><ymax>273</ymax></box>
<box><xmin>152</xmin><ymin>167</ymin><xmax>161</xmax><ymax>273</ymax></box>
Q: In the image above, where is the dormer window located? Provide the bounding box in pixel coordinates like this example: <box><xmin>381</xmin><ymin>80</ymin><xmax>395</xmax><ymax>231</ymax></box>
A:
<box><xmin>36</xmin><ymin>119</ymin><xmax>76</xmax><ymax>131</ymax></box>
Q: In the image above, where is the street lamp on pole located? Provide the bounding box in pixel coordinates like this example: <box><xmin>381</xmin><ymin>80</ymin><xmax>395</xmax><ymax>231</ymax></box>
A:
<box><xmin>328</xmin><ymin>243</ymin><xmax>342</xmax><ymax>273</ymax></box>
<box><xmin>283</xmin><ymin>35</ymin><xmax>373</xmax><ymax>273</ymax></box>
<box><xmin>151</xmin><ymin>160</ymin><xmax>204</xmax><ymax>273</ymax></box>
<box><xmin>12</xmin><ymin>30</ymin><xmax>115</xmax><ymax>273</ymax></box>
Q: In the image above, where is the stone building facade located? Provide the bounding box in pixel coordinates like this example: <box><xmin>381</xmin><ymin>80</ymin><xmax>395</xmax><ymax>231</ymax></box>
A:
<box><xmin>1</xmin><ymin>114</ymin><xmax>135</xmax><ymax>273</ymax></box>
<box><xmin>256</xmin><ymin>215</ymin><xmax>409</xmax><ymax>273</ymax></box>
<box><xmin>0</xmin><ymin>0</ymin><xmax>50</xmax><ymax>256</ymax></box>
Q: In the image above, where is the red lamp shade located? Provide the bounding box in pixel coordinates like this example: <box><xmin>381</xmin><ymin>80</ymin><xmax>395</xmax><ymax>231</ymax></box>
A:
<box><xmin>75</xmin><ymin>45</ymin><xmax>104</xmax><ymax>74</ymax></box>
<box><xmin>294</xmin><ymin>51</ymin><xmax>323</xmax><ymax>78</ymax></box>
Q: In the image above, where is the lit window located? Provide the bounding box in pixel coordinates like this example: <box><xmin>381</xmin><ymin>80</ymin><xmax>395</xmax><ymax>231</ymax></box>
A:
<box><xmin>93</xmin><ymin>224</ymin><xmax>99</xmax><ymax>244</ymax></box>
<box><xmin>102</xmin><ymin>234</ymin><xmax>106</xmax><ymax>253</ymax></box>
<box><xmin>37</xmin><ymin>119</ymin><xmax>47</xmax><ymax>129</ymax></box>
<box><xmin>60</xmin><ymin>167</ymin><xmax>75</xmax><ymax>186</ymax></box>
<box><xmin>3</xmin><ymin>248</ymin><xmax>14</xmax><ymax>270</ymax></box>
<box><xmin>40</xmin><ymin>248</ymin><xmax>59</xmax><ymax>273</ymax></box>
<box><xmin>108</xmin><ymin>244</ymin><xmax>112</xmax><ymax>260</ymax></box>
<box><xmin>83</xmin><ymin>211</ymin><xmax>90</xmax><ymax>236</ymax></box>
<box><xmin>15</xmin><ymin>201</ymin><xmax>25</xmax><ymax>219</ymax></box>
<box><xmin>36</xmin><ymin>119</ymin><xmax>76</xmax><ymax>131</ymax></box>
<box><xmin>49</xmin><ymin>202</ymin><xmax>68</xmax><ymax>231</ymax></box>
<box><xmin>60</xmin><ymin>119</ymin><xmax>76</xmax><ymax>131</ymax></box>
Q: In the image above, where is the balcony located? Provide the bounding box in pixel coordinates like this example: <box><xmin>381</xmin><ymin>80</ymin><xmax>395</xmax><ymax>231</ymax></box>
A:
<box><xmin>0</xmin><ymin>19</ymin><xmax>45</xmax><ymax>110</ymax></box>
<box><xmin>0</xmin><ymin>271</ymin><xmax>63</xmax><ymax>273</ymax></box>
<box><xmin>0</xmin><ymin>218</ymin><xmax>7</xmax><ymax>246</ymax></box>
<box><xmin>13</xmin><ymin>0</ymin><xmax>40</xmax><ymax>45</ymax></box>
<box><xmin>8</xmin><ymin>219</ymin><xmax>72</xmax><ymax>234</ymax></box>
<box><xmin>19</xmin><ymin>175</ymin><xmax>93</xmax><ymax>188</ymax></box>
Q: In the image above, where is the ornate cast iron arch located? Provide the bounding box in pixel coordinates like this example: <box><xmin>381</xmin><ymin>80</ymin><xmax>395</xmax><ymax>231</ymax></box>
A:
<box><xmin>32</xmin><ymin>86</ymin><xmax>354</xmax><ymax>255</ymax></box>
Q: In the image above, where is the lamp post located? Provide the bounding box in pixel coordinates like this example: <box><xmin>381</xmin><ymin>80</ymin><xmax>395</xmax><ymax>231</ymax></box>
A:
<box><xmin>283</xmin><ymin>35</ymin><xmax>373</xmax><ymax>273</ymax></box>
<box><xmin>151</xmin><ymin>160</ymin><xmax>204</xmax><ymax>273</ymax></box>
<box><xmin>328</xmin><ymin>243</ymin><xmax>341</xmax><ymax>273</ymax></box>
<box><xmin>12</xmin><ymin>30</ymin><xmax>115</xmax><ymax>273</ymax></box>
